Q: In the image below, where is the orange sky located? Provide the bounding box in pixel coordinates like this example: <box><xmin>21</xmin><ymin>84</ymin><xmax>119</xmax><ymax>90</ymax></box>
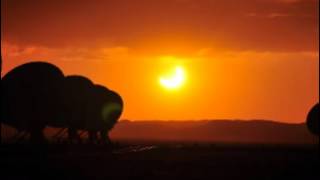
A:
<box><xmin>1</xmin><ymin>0</ymin><xmax>319</xmax><ymax>123</ymax></box>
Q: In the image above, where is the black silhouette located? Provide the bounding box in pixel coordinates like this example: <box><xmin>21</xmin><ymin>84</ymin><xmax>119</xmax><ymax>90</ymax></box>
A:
<box><xmin>1</xmin><ymin>62</ymin><xmax>124</xmax><ymax>144</ymax></box>
<box><xmin>306</xmin><ymin>103</ymin><xmax>319</xmax><ymax>136</ymax></box>
<box><xmin>1</xmin><ymin>55</ymin><xmax>2</xmax><ymax>143</ymax></box>
<box><xmin>51</xmin><ymin>75</ymin><xmax>95</xmax><ymax>143</ymax></box>
<box><xmin>89</xmin><ymin>85</ymin><xmax>124</xmax><ymax>144</ymax></box>
<box><xmin>1</xmin><ymin>62</ymin><xmax>65</xmax><ymax>143</ymax></box>
<box><xmin>47</xmin><ymin>76</ymin><xmax>124</xmax><ymax>144</ymax></box>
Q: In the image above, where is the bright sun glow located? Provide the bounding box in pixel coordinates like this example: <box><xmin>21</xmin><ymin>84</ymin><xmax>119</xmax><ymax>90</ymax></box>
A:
<box><xmin>159</xmin><ymin>66</ymin><xmax>186</xmax><ymax>90</ymax></box>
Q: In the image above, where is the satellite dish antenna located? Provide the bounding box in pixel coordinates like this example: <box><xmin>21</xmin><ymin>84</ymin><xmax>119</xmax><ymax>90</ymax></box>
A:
<box><xmin>1</xmin><ymin>61</ymin><xmax>65</xmax><ymax>143</ymax></box>
<box><xmin>306</xmin><ymin>103</ymin><xmax>319</xmax><ymax>136</ymax></box>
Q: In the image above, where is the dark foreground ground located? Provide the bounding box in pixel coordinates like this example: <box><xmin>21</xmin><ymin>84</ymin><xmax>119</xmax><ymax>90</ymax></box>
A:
<box><xmin>1</xmin><ymin>142</ymin><xmax>319</xmax><ymax>180</ymax></box>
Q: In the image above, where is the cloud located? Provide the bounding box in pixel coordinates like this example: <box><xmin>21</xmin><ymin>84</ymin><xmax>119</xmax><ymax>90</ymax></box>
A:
<box><xmin>267</xmin><ymin>13</ymin><xmax>292</xmax><ymax>18</ymax></box>
<box><xmin>195</xmin><ymin>47</ymin><xmax>319</xmax><ymax>62</ymax></box>
<box><xmin>99</xmin><ymin>47</ymin><xmax>129</xmax><ymax>60</ymax></box>
<box><xmin>270</xmin><ymin>0</ymin><xmax>318</xmax><ymax>3</ymax></box>
<box><xmin>1</xmin><ymin>42</ymin><xmax>130</xmax><ymax>62</ymax></box>
<box><xmin>245</xmin><ymin>13</ymin><xmax>258</xmax><ymax>17</ymax></box>
<box><xmin>1</xmin><ymin>42</ymin><xmax>38</xmax><ymax>57</ymax></box>
<box><xmin>275</xmin><ymin>0</ymin><xmax>301</xmax><ymax>3</ymax></box>
<box><xmin>2</xmin><ymin>0</ymin><xmax>317</xmax><ymax>52</ymax></box>
<box><xmin>221</xmin><ymin>51</ymin><xmax>319</xmax><ymax>62</ymax></box>
<box><xmin>245</xmin><ymin>12</ymin><xmax>314</xmax><ymax>19</ymax></box>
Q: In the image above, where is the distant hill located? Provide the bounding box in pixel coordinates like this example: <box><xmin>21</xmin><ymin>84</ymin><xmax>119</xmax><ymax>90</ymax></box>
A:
<box><xmin>109</xmin><ymin>120</ymin><xmax>318</xmax><ymax>144</ymax></box>
<box><xmin>1</xmin><ymin>120</ymin><xmax>318</xmax><ymax>144</ymax></box>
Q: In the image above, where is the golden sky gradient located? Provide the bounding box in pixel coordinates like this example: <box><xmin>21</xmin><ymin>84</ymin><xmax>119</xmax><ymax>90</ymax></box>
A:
<box><xmin>1</xmin><ymin>0</ymin><xmax>319</xmax><ymax>123</ymax></box>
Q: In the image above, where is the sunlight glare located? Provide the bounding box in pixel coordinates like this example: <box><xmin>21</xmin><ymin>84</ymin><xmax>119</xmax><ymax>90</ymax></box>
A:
<box><xmin>159</xmin><ymin>66</ymin><xmax>186</xmax><ymax>90</ymax></box>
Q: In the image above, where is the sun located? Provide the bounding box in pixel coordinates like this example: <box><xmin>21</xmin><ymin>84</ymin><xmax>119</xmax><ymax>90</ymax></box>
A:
<box><xmin>159</xmin><ymin>66</ymin><xmax>186</xmax><ymax>90</ymax></box>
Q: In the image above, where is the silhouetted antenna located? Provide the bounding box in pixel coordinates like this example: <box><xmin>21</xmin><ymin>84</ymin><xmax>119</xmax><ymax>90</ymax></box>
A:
<box><xmin>90</xmin><ymin>85</ymin><xmax>124</xmax><ymax>144</ymax></box>
<box><xmin>1</xmin><ymin>55</ymin><xmax>2</xmax><ymax>143</ymax></box>
<box><xmin>1</xmin><ymin>61</ymin><xmax>124</xmax><ymax>144</ymax></box>
<box><xmin>50</xmin><ymin>75</ymin><xmax>94</xmax><ymax>143</ymax></box>
<box><xmin>1</xmin><ymin>61</ymin><xmax>65</xmax><ymax>143</ymax></box>
<box><xmin>306</xmin><ymin>103</ymin><xmax>319</xmax><ymax>136</ymax></box>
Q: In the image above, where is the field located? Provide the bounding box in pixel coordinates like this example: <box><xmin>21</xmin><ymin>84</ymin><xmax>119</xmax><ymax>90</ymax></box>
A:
<box><xmin>1</xmin><ymin>142</ymin><xmax>319</xmax><ymax>180</ymax></box>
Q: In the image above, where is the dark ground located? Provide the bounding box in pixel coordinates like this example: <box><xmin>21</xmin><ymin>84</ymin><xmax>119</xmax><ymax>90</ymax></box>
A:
<box><xmin>0</xmin><ymin>142</ymin><xmax>319</xmax><ymax>180</ymax></box>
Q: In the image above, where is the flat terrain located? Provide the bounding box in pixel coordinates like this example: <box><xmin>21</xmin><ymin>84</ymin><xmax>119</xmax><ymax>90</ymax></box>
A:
<box><xmin>1</xmin><ymin>143</ymin><xmax>319</xmax><ymax>180</ymax></box>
